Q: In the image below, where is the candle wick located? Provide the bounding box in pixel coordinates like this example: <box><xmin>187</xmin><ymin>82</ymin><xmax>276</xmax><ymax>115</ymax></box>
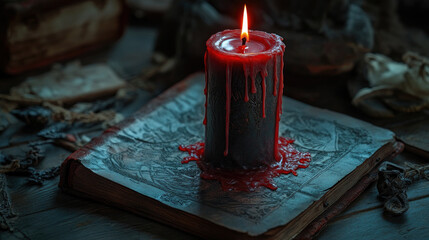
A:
<box><xmin>241</xmin><ymin>37</ymin><xmax>247</xmax><ymax>46</ymax></box>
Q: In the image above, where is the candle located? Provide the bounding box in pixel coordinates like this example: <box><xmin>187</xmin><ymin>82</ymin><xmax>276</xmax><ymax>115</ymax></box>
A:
<box><xmin>203</xmin><ymin>5</ymin><xmax>285</xmax><ymax>169</ymax></box>
<box><xmin>179</xmin><ymin>5</ymin><xmax>310</xmax><ymax>192</ymax></box>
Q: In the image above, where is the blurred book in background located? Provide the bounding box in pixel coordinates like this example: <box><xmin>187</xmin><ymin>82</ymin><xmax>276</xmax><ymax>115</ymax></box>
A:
<box><xmin>0</xmin><ymin>0</ymin><xmax>127</xmax><ymax>74</ymax></box>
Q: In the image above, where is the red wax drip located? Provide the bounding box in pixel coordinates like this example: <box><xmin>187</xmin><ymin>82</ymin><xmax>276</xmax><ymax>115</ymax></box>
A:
<box><xmin>274</xmin><ymin>53</ymin><xmax>284</xmax><ymax>161</ymax></box>
<box><xmin>219</xmin><ymin>51</ymin><xmax>284</xmax><ymax>160</ymax></box>
<box><xmin>179</xmin><ymin>137</ymin><xmax>311</xmax><ymax>192</ymax></box>
<box><xmin>224</xmin><ymin>64</ymin><xmax>231</xmax><ymax>156</ymax></box>
<box><xmin>203</xmin><ymin>52</ymin><xmax>208</xmax><ymax>125</ymax></box>
<box><xmin>204</xmin><ymin>29</ymin><xmax>285</xmax><ymax>177</ymax></box>
<box><xmin>243</xmin><ymin>63</ymin><xmax>249</xmax><ymax>102</ymax></box>
<box><xmin>179</xmin><ymin>142</ymin><xmax>205</xmax><ymax>163</ymax></box>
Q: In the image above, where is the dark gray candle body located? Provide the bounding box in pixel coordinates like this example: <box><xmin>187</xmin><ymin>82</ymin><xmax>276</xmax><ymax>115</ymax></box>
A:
<box><xmin>203</xmin><ymin>30</ymin><xmax>285</xmax><ymax>170</ymax></box>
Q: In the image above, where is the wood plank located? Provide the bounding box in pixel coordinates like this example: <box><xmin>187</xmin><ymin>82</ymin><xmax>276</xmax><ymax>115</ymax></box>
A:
<box><xmin>7</xmin><ymin>176</ymin><xmax>78</xmax><ymax>217</ymax></box>
<box><xmin>318</xmin><ymin>193</ymin><xmax>429</xmax><ymax>240</ymax></box>
<box><xmin>3</xmin><ymin>196</ymin><xmax>196</xmax><ymax>240</ymax></box>
<box><xmin>2</xmin><ymin>143</ymin><xmax>74</xmax><ymax>216</ymax></box>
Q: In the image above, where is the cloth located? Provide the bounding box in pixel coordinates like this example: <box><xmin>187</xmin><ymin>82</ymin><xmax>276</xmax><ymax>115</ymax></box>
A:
<box><xmin>353</xmin><ymin>52</ymin><xmax>429</xmax><ymax>105</ymax></box>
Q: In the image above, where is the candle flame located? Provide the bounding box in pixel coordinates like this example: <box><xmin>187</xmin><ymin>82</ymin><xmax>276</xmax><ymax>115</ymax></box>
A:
<box><xmin>241</xmin><ymin>4</ymin><xmax>249</xmax><ymax>44</ymax></box>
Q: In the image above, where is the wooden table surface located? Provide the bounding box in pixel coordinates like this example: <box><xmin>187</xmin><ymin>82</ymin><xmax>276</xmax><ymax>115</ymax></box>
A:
<box><xmin>1</xmin><ymin>24</ymin><xmax>429</xmax><ymax>240</ymax></box>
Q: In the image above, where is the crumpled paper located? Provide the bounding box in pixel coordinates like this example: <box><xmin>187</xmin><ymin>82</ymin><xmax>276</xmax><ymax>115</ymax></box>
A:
<box><xmin>354</xmin><ymin>52</ymin><xmax>429</xmax><ymax>101</ymax></box>
<box><xmin>352</xmin><ymin>52</ymin><xmax>429</xmax><ymax>116</ymax></box>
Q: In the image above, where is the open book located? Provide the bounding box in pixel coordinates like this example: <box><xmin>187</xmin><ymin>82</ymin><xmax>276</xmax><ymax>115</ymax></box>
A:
<box><xmin>60</xmin><ymin>73</ymin><xmax>399</xmax><ymax>239</ymax></box>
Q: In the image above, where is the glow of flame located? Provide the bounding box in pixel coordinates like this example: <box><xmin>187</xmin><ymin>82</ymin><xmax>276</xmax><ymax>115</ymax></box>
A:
<box><xmin>241</xmin><ymin>4</ymin><xmax>249</xmax><ymax>43</ymax></box>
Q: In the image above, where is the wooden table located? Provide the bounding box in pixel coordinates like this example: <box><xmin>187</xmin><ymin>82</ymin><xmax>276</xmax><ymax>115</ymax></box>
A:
<box><xmin>1</xmin><ymin>24</ymin><xmax>429</xmax><ymax>240</ymax></box>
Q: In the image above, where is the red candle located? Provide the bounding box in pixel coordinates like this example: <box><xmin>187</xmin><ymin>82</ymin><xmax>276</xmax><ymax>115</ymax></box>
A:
<box><xmin>203</xmin><ymin>5</ymin><xmax>285</xmax><ymax>169</ymax></box>
<box><xmin>179</xmin><ymin>6</ymin><xmax>310</xmax><ymax>192</ymax></box>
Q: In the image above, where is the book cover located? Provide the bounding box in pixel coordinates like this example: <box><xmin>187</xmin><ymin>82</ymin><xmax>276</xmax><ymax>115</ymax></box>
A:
<box><xmin>60</xmin><ymin>73</ymin><xmax>397</xmax><ymax>239</ymax></box>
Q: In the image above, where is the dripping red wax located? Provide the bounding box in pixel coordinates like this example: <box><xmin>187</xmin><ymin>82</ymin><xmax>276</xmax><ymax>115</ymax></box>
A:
<box><xmin>205</xmin><ymin>29</ymin><xmax>285</xmax><ymax>159</ymax></box>
<box><xmin>180</xmin><ymin>5</ymin><xmax>311</xmax><ymax>191</ymax></box>
<box><xmin>179</xmin><ymin>137</ymin><xmax>311</xmax><ymax>192</ymax></box>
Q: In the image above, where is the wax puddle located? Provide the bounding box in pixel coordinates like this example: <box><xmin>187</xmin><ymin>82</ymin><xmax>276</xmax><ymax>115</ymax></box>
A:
<box><xmin>179</xmin><ymin>137</ymin><xmax>311</xmax><ymax>192</ymax></box>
